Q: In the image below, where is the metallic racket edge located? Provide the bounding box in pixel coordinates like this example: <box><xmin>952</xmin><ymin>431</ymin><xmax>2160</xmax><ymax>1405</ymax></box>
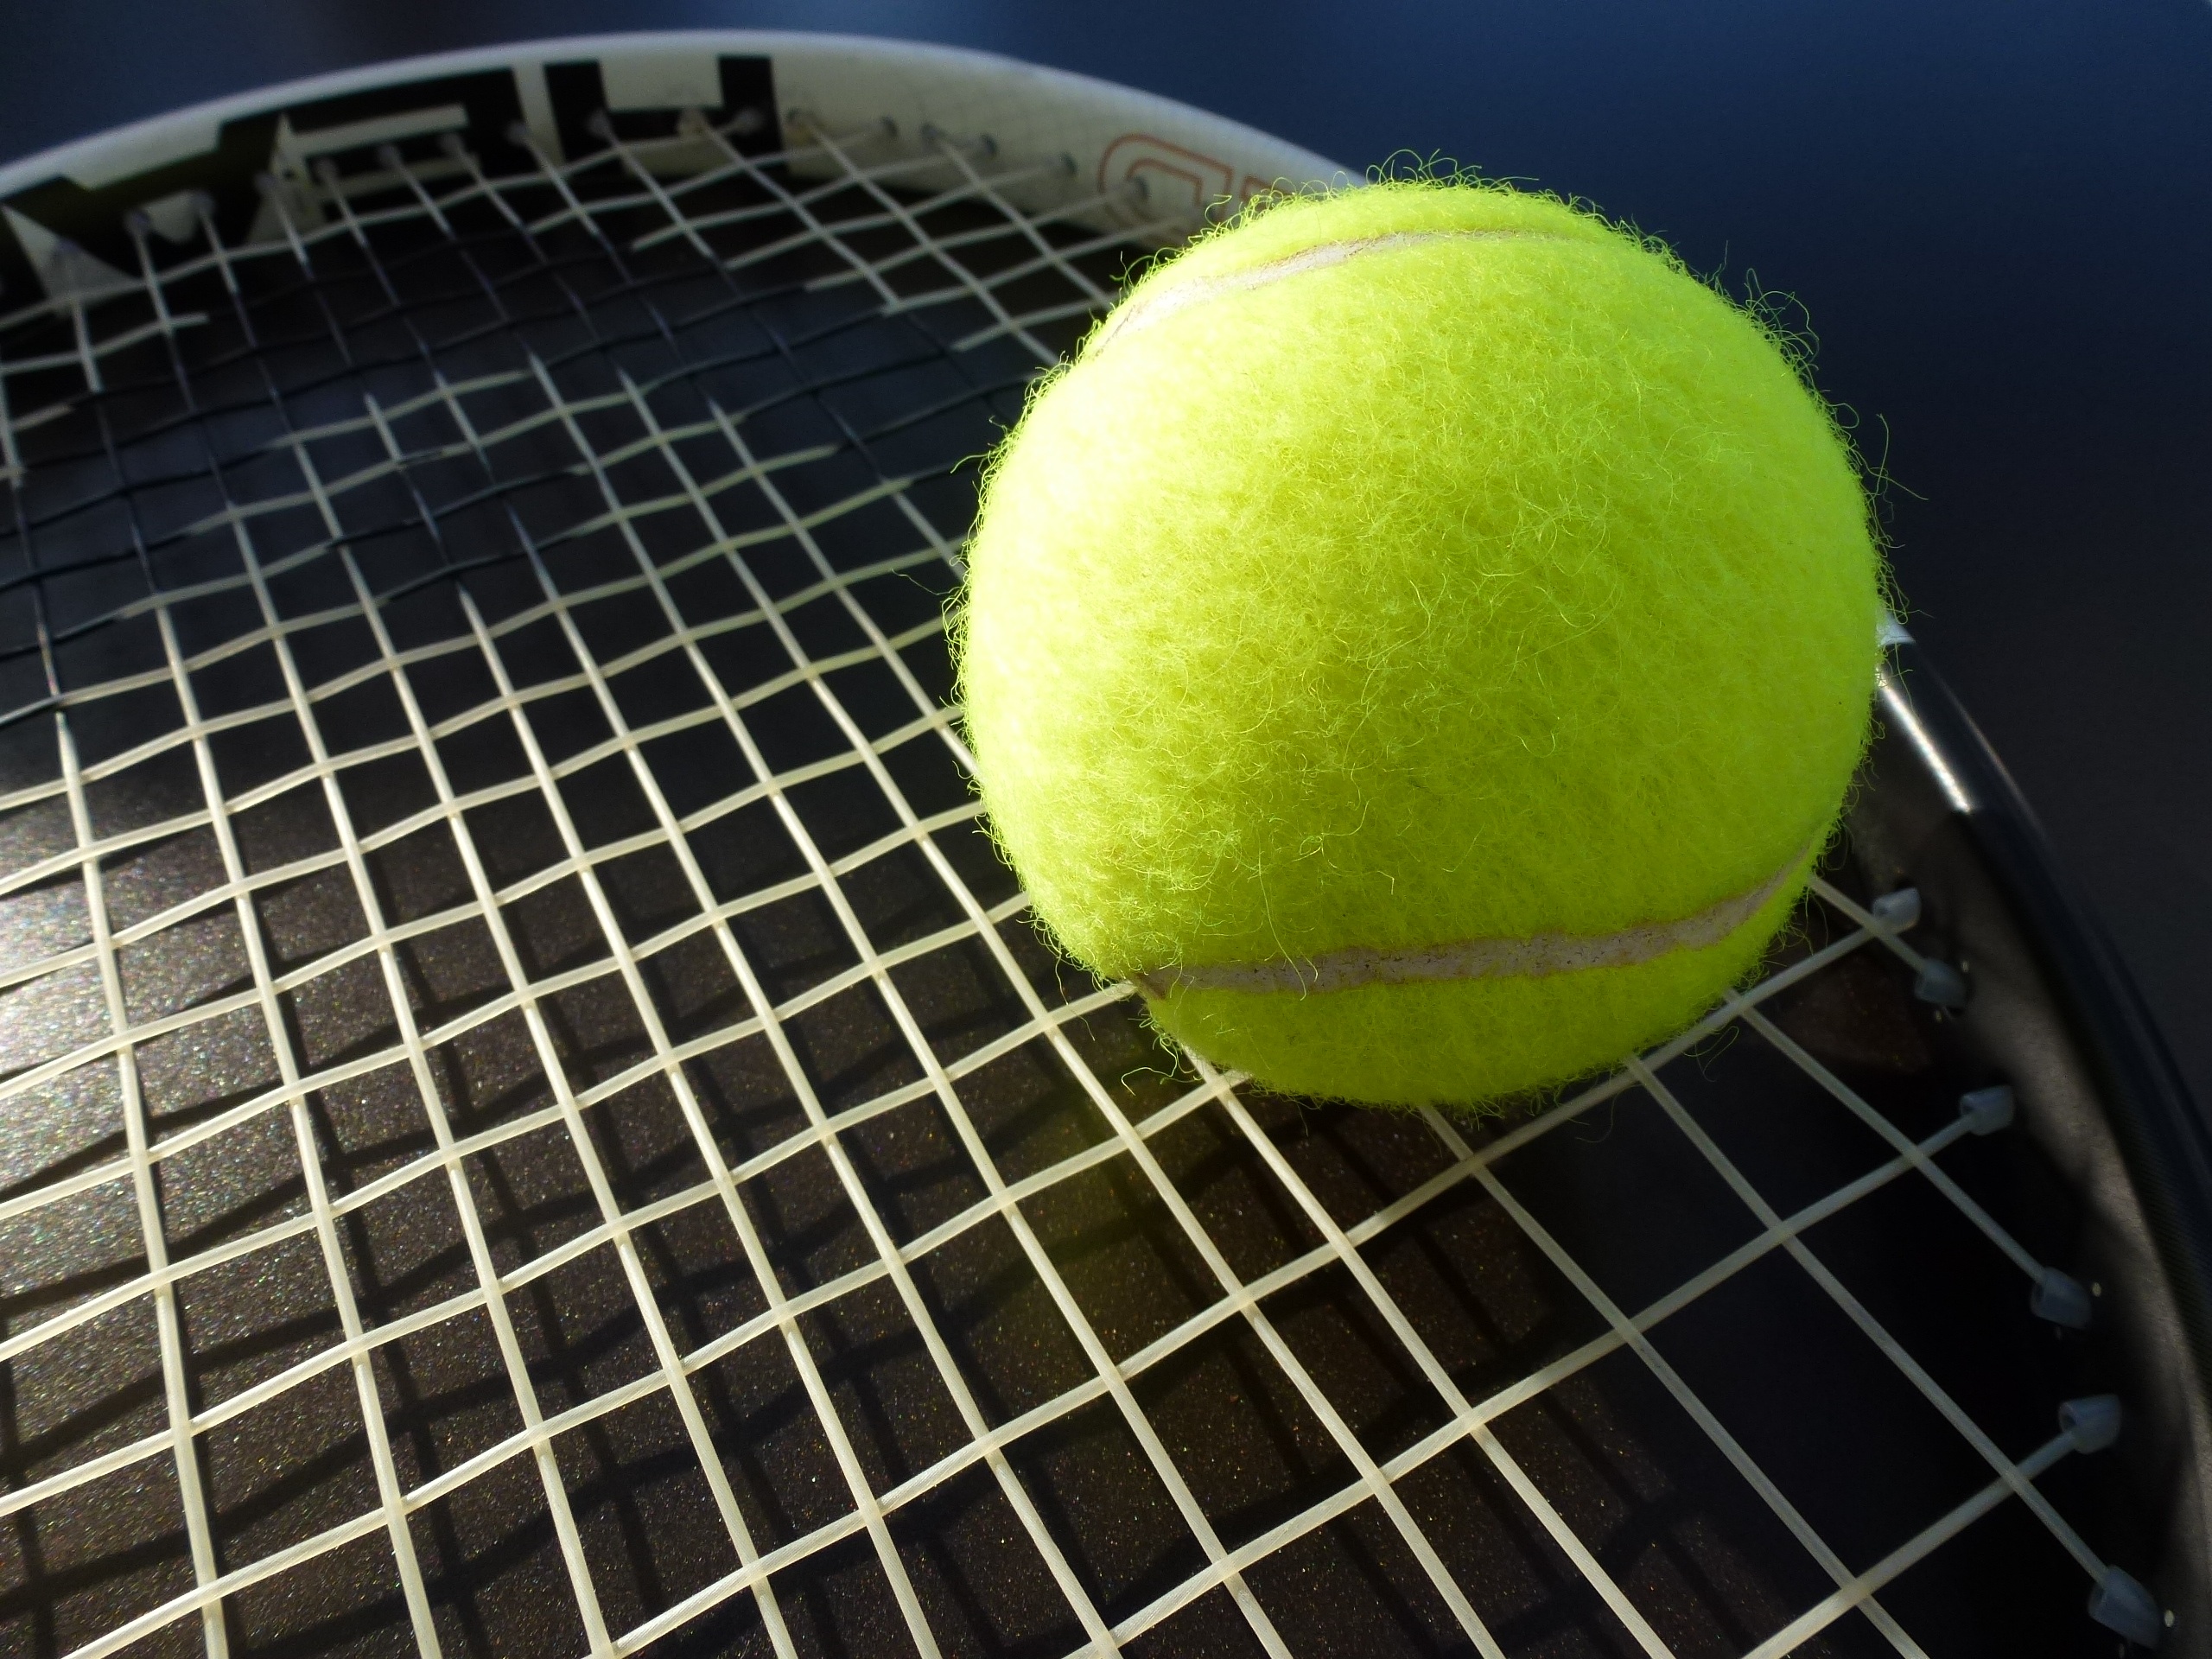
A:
<box><xmin>1870</xmin><ymin>638</ymin><xmax>2212</xmax><ymax>1643</ymax></box>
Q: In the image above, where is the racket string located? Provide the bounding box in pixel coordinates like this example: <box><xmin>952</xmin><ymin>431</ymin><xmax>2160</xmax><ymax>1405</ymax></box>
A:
<box><xmin>460</xmin><ymin>124</ymin><xmax>1297</xmax><ymax>1659</ymax></box>
<box><xmin>252</xmin><ymin>123</ymin><xmax>1090</xmax><ymax>1659</ymax></box>
<box><xmin>173</xmin><ymin>183</ymin><xmax>663</xmax><ymax>1659</ymax></box>
<box><xmin>257</xmin><ymin>114</ymin><xmax>1165</xmax><ymax>1659</ymax></box>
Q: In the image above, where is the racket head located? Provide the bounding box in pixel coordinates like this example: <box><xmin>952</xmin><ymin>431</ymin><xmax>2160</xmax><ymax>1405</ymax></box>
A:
<box><xmin>0</xmin><ymin>33</ymin><xmax>2204</xmax><ymax>1659</ymax></box>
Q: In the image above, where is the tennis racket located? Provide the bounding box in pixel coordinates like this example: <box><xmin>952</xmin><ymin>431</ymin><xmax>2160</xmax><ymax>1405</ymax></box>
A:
<box><xmin>0</xmin><ymin>31</ymin><xmax>2205</xmax><ymax>1659</ymax></box>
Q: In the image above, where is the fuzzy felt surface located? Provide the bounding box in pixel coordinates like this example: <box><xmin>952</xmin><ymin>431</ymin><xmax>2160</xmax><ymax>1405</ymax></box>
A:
<box><xmin>956</xmin><ymin>181</ymin><xmax>1884</xmax><ymax>1107</ymax></box>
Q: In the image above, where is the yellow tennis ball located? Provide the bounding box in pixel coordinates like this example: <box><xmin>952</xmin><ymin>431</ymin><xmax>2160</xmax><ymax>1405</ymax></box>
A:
<box><xmin>956</xmin><ymin>180</ymin><xmax>1884</xmax><ymax>1107</ymax></box>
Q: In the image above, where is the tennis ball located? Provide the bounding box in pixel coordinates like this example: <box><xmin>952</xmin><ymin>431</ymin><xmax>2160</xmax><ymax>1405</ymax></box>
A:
<box><xmin>956</xmin><ymin>180</ymin><xmax>1884</xmax><ymax>1108</ymax></box>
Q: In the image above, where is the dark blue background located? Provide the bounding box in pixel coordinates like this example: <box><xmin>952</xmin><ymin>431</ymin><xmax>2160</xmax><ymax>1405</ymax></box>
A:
<box><xmin>5</xmin><ymin>0</ymin><xmax>2209</xmax><ymax>1103</ymax></box>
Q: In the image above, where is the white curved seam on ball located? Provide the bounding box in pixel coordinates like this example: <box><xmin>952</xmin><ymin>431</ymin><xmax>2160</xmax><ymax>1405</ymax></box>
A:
<box><xmin>1090</xmin><ymin>230</ymin><xmax>1576</xmax><ymax>355</ymax></box>
<box><xmin>1128</xmin><ymin>841</ymin><xmax>1815</xmax><ymax>999</ymax></box>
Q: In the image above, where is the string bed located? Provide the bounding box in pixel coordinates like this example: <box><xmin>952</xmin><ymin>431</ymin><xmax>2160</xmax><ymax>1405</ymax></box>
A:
<box><xmin>0</xmin><ymin>105</ymin><xmax>2138</xmax><ymax>1658</ymax></box>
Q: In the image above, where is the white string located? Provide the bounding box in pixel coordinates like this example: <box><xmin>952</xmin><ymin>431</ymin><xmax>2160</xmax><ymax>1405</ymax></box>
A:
<box><xmin>53</xmin><ymin>708</ymin><xmax>230</xmax><ymax>1659</ymax></box>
